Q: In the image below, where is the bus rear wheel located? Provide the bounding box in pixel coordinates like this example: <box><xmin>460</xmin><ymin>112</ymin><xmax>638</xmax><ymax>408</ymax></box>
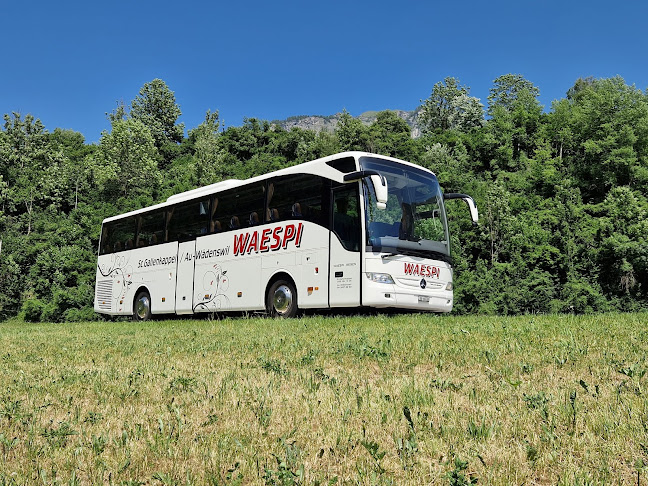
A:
<box><xmin>267</xmin><ymin>279</ymin><xmax>298</xmax><ymax>318</ymax></box>
<box><xmin>134</xmin><ymin>290</ymin><xmax>152</xmax><ymax>321</ymax></box>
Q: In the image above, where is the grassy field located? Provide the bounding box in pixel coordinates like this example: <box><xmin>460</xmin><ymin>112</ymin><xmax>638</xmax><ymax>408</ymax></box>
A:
<box><xmin>0</xmin><ymin>313</ymin><xmax>647</xmax><ymax>485</ymax></box>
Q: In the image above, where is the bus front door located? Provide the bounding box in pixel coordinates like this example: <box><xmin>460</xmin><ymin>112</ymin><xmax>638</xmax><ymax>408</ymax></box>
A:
<box><xmin>175</xmin><ymin>240</ymin><xmax>196</xmax><ymax>314</ymax></box>
<box><xmin>329</xmin><ymin>185</ymin><xmax>361</xmax><ymax>307</ymax></box>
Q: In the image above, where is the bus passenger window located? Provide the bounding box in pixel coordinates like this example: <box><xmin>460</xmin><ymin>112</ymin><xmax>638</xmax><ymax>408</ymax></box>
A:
<box><xmin>167</xmin><ymin>198</ymin><xmax>210</xmax><ymax>242</ymax></box>
<box><xmin>102</xmin><ymin>216</ymin><xmax>136</xmax><ymax>254</ymax></box>
<box><xmin>267</xmin><ymin>174</ymin><xmax>326</xmax><ymax>226</ymax></box>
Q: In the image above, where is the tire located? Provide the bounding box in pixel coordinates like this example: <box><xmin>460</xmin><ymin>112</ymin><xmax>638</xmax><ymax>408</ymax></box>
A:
<box><xmin>266</xmin><ymin>279</ymin><xmax>298</xmax><ymax>318</ymax></box>
<box><xmin>133</xmin><ymin>290</ymin><xmax>152</xmax><ymax>321</ymax></box>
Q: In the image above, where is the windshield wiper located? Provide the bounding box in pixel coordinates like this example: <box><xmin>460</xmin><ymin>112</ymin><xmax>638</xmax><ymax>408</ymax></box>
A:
<box><xmin>398</xmin><ymin>248</ymin><xmax>453</xmax><ymax>265</ymax></box>
<box><xmin>381</xmin><ymin>252</ymin><xmax>398</xmax><ymax>260</ymax></box>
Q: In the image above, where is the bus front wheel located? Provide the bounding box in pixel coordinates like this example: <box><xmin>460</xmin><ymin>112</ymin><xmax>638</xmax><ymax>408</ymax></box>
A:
<box><xmin>267</xmin><ymin>279</ymin><xmax>298</xmax><ymax>318</ymax></box>
<box><xmin>134</xmin><ymin>290</ymin><xmax>152</xmax><ymax>321</ymax></box>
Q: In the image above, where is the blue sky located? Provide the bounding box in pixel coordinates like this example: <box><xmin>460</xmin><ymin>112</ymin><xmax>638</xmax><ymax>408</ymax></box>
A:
<box><xmin>3</xmin><ymin>0</ymin><xmax>647</xmax><ymax>143</ymax></box>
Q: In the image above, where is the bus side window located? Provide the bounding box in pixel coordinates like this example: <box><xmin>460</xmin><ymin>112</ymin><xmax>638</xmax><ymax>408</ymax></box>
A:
<box><xmin>167</xmin><ymin>198</ymin><xmax>210</xmax><ymax>242</ymax></box>
<box><xmin>137</xmin><ymin>210</ymin><xmax>166</xmax><ymax>247</ymax></box>
<box><xmin>104</xmin><ymin>216</ymin><xmax>136</xmax><ymax>254</ymax></box>
<box><xmin>211</xmin><ymin>190</ymin><xmax>236</xmax><ymax>234</ymax></box>
<box><xmin>99</xmin><ymin>226</ymin><xmax>110</xmax><ymax>254</ymax></box>
<box><xmin>267</xmin><ymin>175</ymin><xmax>326</xmax><ymax>226</ymax></box>
<box><xmin>231</xmin><ymin>184</ymin><xmax>265</xmax><ymax>229</ymax></box>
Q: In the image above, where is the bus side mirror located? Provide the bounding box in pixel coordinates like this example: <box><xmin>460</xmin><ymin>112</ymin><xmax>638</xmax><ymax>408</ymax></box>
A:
<box><xmin>343</xmin><ymin>170</ymin><xmax>388</xmax><ymax>210</ymax></box>
<box><xmin>443</xmin><ymin>193</ymin><xmax>478</xmax><ymax>225</ymax></box>
<box><xmin>370</xmin><ymin>174</ymin><xmax>388</xmax><ymax>210</ymax></box>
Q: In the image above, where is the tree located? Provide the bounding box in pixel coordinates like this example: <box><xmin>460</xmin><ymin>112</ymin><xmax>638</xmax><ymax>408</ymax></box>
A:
<box><xmin>418</xmin><ymin>77</ymin><xmax>484</xmax><ymax>133</ymax></box>
<box><xmin>50</xmin><ymin>129</ymin><xmax>96</xmax><ymax>211</ymax></box>
<box><xmin>596</xmin><ymin>187</ymin><xmax>648</xmax><ymax>305</ymax></box>
<box><xmin>92</xmin><ymin>118</ymin><xmax>161</xmax><ymax>201</ymax></box>
<box><xmin>335</xmin><ymin>110</ymin><xmax>368</xmax><ymax>151</ymax></box>
<box><xmin>487</xmin><ymin>74</ymin><xmax>543</xmax><ymax>163</ymax></box>
<box><xmin>487</xmin><ymin>74</ymin><xmax>540</xmax><ymax>116</ymax></box>
<box><xmin>558</xmin><ymin>76</ymin><xmax>648</xmax><ymax>202</ymax></box>
<box><xmin>190</xmin><ymin>110</ymin><xmax>224</xmax><ymax>184</ymax></box>
<box><xmin>367</xmin><ymin>110</ymin><xmax>417</xmax><ymax>159</ymax></box>
<box><xmin>0</xmin><ymin>113</ymin><xmax>63</xmax><ymax>235</ymax></box>
<box><xmin>130</xmin><ymin>79</ymin><xmax>184</xmax><ymax>164</ymax></box>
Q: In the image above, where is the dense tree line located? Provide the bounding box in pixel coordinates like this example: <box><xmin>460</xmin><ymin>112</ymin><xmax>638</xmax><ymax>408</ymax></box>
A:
<box><xmin>0</xmin><ymin>75</ymin><xmax>646</xmax><ymax>321</ymax></box>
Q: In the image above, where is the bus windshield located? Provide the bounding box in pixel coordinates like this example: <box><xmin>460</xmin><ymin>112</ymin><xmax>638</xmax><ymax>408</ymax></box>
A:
<box><xmin>361</xmin><ymin>157</ymin><xmax>450</xmax><ymax>263</ymax></box>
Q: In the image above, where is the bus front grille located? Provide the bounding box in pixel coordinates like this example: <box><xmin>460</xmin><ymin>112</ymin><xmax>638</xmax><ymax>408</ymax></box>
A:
<box><xmin>96</xmin><ymin>280</ymin><xmax>113</xmax><ymax>310</ymax></box>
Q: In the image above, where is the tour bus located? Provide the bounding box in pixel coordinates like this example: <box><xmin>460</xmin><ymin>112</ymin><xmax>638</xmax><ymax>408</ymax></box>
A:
<box><xmin>94</xmin><ymin>152</ymin><xmax>478</xmax><ymax>320</ymax></box>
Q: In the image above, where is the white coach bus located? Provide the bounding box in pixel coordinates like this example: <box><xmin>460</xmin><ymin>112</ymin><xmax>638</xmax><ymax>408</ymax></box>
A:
<box><xmin>94</xmin><ymin>152</ymin><xmax>478</xmax><ymax>320</ymax></box>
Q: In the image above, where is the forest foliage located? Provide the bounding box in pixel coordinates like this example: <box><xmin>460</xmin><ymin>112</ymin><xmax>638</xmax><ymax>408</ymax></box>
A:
<box><xmin>1</xmin><ymin>75</ymin><xmax>647</xmax><ymax>321</ymax></box>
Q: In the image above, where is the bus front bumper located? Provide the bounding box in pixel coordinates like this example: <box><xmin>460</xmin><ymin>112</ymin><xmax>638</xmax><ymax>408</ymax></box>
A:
<box><xmin>362</xmin><ymin>280</ymin><xmax>453</xmax><ymax>312</ymax></box>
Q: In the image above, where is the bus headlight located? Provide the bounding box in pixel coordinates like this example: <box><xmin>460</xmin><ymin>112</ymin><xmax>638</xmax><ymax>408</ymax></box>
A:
<box><xmin>446</xmin><ymin>282</ymin><xmax>453</xmax><ymax>290</ymax></box>
<box><xmin>365</xmin><ymin>272</ymin><xmax>395</xmax><ymax>284</ymax></box>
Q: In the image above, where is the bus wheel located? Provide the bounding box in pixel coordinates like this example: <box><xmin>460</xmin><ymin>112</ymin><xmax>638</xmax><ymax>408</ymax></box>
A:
<box><xmin>134</xmin><ymin>290</ymin><xmax>152</xmax><ymax>321</ymax></box>
<box><xmin>267</xmin><ymin>279</ymin><xmax>298</xmax><ymax>318</ymax></box>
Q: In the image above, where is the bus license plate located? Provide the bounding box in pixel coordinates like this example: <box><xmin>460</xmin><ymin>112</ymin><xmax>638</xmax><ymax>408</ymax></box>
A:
<box><xmin>418</xmin><ymin>295</ymin><xmax>429</xmax><ymax>303</ymax></box>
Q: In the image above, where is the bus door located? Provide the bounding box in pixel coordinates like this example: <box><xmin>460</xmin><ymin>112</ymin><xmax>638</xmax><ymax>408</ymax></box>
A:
<box><xmin>175</xmin><ymin>240</ymin><xmax>196</xmax><ymax>314</ymax></box>
<box><xmin>329</xmin><ymin>184</ymin><xmax>362</xmax><ymax>307</ymax></box>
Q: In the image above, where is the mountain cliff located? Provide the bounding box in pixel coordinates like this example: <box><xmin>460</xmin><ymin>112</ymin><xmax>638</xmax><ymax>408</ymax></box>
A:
<box><xmin>272</xmin><ymin>109</ymin><xmax>422</xmax><ymax>137</ymax></box>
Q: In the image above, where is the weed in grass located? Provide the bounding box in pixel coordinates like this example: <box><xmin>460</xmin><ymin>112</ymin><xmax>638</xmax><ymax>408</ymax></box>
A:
<box><xmin>523</xmin><ymin>391</ymin><xmax>551</xmax><ymax>410</ymax></box>
<box><xmin>446</xmin><ymin>457</ymin><xmax>477</xmax><ymax>486</ymax></box>
<box><xmin>394</xmin><ymin>433</ymin><xmax>418</xmax><ymax>471</ymax></box>
<box><xmin>431</xmin><ymin>379</ymin><xmax>463</xmax><ymax>392</ymax></box>
<box><xmin>360</xmin><ymin>440</ymin><xmax>387</xmax><ymax>475</ymax></box>
<box><xmin>569</xmin><ymin>390</ymin><xmax>577</xmax><ymax>433</ymax></box>
<box><xmin>313</xmin><ymin>368</ymin><xmax>336</xmax><ymax>386</ymax></box>
<box><xmin>520</xmin><ymin>362</ymin><xmax>534</xmax><ymax>374</ymax></box>
<box><xmin>263</xmin><ymin>437</ymin><xmax>305</xmax><ymax>486</ymax></box>
<box><xmin>41</xmin><ymin>421</ymin><xmax>78</xmax><ymax>448</ymax></box>
<box><xmin>618</xmin><ymin>362</ymin><xmax>646</xmax><ymax>379</ymax></box>
<box><xmin>152</xmin><ymin>471</ymin><xmax>177</xmax><ymax>485</ymax></box>
<box><xmin>201</xmin><ymin>411</ymin><xmax>218</xmax><ymax>427</ymax></box>
<box><xmin>299</xmin><ymin>352</ymin><xmax>317</xmax><ymax>366</ymax></box>
<box><xmin>259</xmin><ymin>358</ymin><xmax>288</xmax><ymax>376</ymax></box>
<box><xmin>90</xmin><ymin>434</ymin><xmax>107</xmax><ymax>455</ymax></box>
<box><xmin>526</xmin><ymin>443</ymin><xmax>540</xmax><ymax>463</ymax></box>
<box><xmin>483</xmin><ymin>349</ymin><xmax>495</xmax><ymax>365</ymax></box>
<box><xmin>0</xmin><ymin>399</ymin><xmax>22</xmax><ymax>422</ymax></box>
<box><xmin>84</xmin><ymin>411</ymin><xmax>103</xmax><ymax>424</ymax></box>
<box><xmin>0</xmin><ymin>433</ymin><xmax>19</xmax><ymax>456</ymax></box>
<box><xmin>250</xmin><ymin>392</ymin><xmax>273</xmax><ymax>429</ymax></box>
<box><xmin>555</xmin><ymin>355</ymin><xmax>568</xmax><ymax>367</ymax></box>
<box><xmin>169</xmin><ymin>376</ymin><xmax>197</xmax><ymax>392</ymax></box>
<box><xmin>467</xmin><ymin>418</ymin><xmax>494</xmax><ymax>441</ymax></box>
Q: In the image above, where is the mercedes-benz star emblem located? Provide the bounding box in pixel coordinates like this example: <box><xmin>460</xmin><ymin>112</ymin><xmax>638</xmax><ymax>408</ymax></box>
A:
<box><xmin>420</xmin><ymin>279</ymin><xmax>426</xmax><ymax>289</ymax></box>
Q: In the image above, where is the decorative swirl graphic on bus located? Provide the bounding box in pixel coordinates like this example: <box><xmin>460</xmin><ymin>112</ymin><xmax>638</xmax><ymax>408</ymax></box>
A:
<box><xmin>193</xmin><ymin>264</ymin><xmax>231</xmax><ymax>312</ymax></box>
<box><xmin>97</xmin><ymin>254</ymin><xmax>133</xmax><ymax>303</ymax></box>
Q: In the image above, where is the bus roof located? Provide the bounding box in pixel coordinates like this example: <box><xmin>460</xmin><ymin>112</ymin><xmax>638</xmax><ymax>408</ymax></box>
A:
<box><xmin>101</xmin><ymin>151</ymin><xmax>436</xmax><ymax>223</ymax></box>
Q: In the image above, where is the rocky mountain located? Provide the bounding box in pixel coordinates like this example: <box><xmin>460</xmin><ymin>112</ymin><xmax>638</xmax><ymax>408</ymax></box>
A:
<box><xmin>272</xmin><ymin>108</ymin><xmax>423</xmax><ymax>138</ymax></box>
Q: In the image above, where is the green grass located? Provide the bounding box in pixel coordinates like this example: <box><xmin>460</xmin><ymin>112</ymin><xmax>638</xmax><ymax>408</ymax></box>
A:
<box><xmin>1</xmin><ymin>313</ymin><xmax>647</xmax><ymax>485</ymax></box>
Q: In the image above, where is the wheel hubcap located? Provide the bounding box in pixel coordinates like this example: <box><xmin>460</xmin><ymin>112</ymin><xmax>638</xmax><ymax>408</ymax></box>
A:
<box><xmin>136</xmin><ymin>295</ymin><xmax>150</xmax><ymax>319</ymax></box>
<box><xmin>273</xmin><ymin>285</ymin><xmax>292</xmax><ymax>314</ymax></box>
